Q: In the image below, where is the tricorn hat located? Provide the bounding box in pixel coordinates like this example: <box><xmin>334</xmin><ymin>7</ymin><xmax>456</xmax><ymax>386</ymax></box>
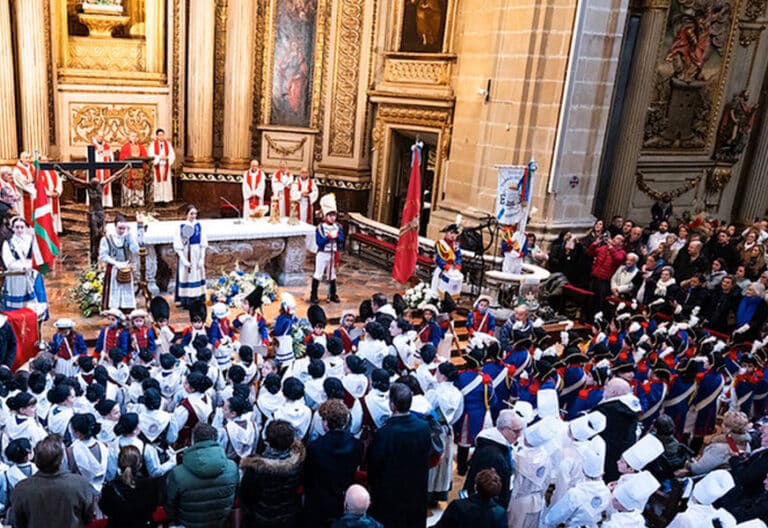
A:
<box><xmin>244</xmin><ymin>285</ymin><xmax>265</xmax><ymax>310</ymax></box>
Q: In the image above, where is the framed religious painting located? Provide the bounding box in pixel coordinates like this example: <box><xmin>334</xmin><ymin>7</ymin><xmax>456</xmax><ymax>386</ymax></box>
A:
<box><xmin>399</xmin><ymin>0</ymin><xmax>449</xmax><ymax>53</ymax></box>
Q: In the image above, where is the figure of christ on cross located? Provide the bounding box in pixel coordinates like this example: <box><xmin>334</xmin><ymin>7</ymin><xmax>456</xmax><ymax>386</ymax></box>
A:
<box><xmin>37</xmin><ymin>145</ymin><xmax>144</xmax><ymax>266</ymax></box>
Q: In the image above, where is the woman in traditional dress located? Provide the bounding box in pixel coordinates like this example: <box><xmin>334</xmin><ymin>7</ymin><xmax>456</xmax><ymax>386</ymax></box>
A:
<box><xmin>111</xmin><ymin>412</ymin><xmax>175</xmax><ymax>478</ymax></box>
<box><xmin>46</xmin><ymin>382</ymin><xmax>76</xmax><ymax>443</ymax></box>
<box><xmin>426</xmin><ymin>362</ymin><xmax>464</xmax><ymax>503</ymax></box>
<box><xmin>3</xmin><ymin>392</ymin><xmax>46</xmax><ymax>450</ymax></box>
<box><xmin>171</xmin><ymin>371</ymin><xmax>213</xmax><ymax>449</ymax></box>
<box><xmin>66</xmin><ymin>413</ymin><xmax>110</xmax><ymax>495</ymax></box>
<box><xmin>173</xmin><ymin>205</ymin><xmax>207</xmax><ymax>308</ymax></box>
<box><xmin>1</xmin><ymin>217</ymin><xmax>47</xmax><ymax>313</ymax></box>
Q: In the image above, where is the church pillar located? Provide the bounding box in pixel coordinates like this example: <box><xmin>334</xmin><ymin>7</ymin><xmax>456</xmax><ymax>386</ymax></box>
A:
<box><xmin>145</xmin><ymin>0</ymin><xmax>165</xmax><ymax>74</ymax></box>
<box><xmin>14</xmin><ymin>0</ymin><xmax>50</xmax><ymax>155</ymax></box>
<box><xmin>738</xmin><ymin>116</ymin><xmax>768</xmax><ymax>221</ymax></box>
<box><xmin>0</xmin><ymin>0</ymin><xmax>18</xmax><ymax>164</ymax></box>
<box><xmin>185</xmin><ymin>0</ymin><xmax>215</xmax><ymax>166</ymax></box>
<box><xmin>602</xmin><ymin>0</ymin><xmax>671</xmax><ymax>219</ymax></box>
<box><xmin>220</xmin><ymin>0</ymin><xmax>256</xmax><ymax>170</ymax></box>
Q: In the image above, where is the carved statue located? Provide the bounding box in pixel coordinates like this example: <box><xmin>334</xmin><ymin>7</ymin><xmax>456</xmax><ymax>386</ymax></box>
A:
<box><xmin>411</xmin><ymin>0</ymin><xmax>444</xmax><ymax>47</ymax></box>
<box><xmin>714</xmin><ymin>90</ymin><xmax>758</xmax><ymax>162</ymax></box>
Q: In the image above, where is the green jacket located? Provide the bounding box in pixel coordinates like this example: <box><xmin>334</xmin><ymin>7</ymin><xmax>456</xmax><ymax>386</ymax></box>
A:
<box><xmin>165</xmin><ymin>440</ymin><xmax>239</xmax><ymax>528</ymax></box>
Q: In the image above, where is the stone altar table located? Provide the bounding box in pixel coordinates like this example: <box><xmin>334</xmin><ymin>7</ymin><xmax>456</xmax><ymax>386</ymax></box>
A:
<box><xmin>135</xmin><ymin>218</ymin><xmax>316</xmax><ymax>295</ymax></box>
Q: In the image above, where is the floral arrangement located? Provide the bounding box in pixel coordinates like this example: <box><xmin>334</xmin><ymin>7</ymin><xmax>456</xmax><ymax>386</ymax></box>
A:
<box><xmin>212</xmin><ymin>262</ymin><xmax>278</xmax><ymax>308</ymax></box>
<box><xmin>291</xmin><ymin>317</ymin><xmax>313</xmax><ymax>359</ymax></box>
<box><xmin>68</xmin><ymin>268</ymin><xmax>105</xmax><ymax>317</ymax></box>
<box><xmin>403</xmin><ymin>281</ymin><xmax>438</xmax><ymax>309</ymax></box>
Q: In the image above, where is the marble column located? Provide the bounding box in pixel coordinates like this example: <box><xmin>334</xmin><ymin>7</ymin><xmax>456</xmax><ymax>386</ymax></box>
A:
<box><xmin>738</xmin><ymin>113</ymin><xmax>768</xmax><ymax>220</ymax></box>
<box><xmin>145</xmin><ymin>0</ymin><xmax>165</xmax><ymax>74</ymax></box>
<box><xmin>603</xmin><ymin>0</ymin><xmax>671</xmax><ymax>219</ymax></box>
<box><xmin>0</xmin><ymin>0</ymin><xmax>18</xmax><ymax>164</ymax></box>
<box><xmin>14</xmin><ymin>0</ymin><xmax>50</xmax><ymax>155</ymax></box>
<box><xmin>185</xmin><ymin>0</ymin><xmax>215</xmax><ymax>166</ymax></box>
<box><xmin>221</xmin><ymin>0</ymin><xmax>257</xmax><ymax>169</ymax></box>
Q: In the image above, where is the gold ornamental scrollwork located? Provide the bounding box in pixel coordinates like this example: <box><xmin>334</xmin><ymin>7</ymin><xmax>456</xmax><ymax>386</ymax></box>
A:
<box><xmin>705</xmin><ymin>166</ymin><xmax>733</xmax><ymax>194</ymax></box>
<box><xmin>70</xmin><ymin>104</ymin><xmax>156</xmax><ymax>145</ymax></box>
<box><xmin>383</xmin><ymin>60</ymin><xmax>448</xmax><ymax>85</ymax></box>
<box><xmin>264</xmin><ymin>134</ymin><xmax>308</xmax><ymax>157</ymax></box>
<box><xmin>213</xmin><ymin>0</ymin><xmax>229</xmax><ymax>158</ymax></box>
<box><xmin>739</xmin><ymin>25</ymin><xmax>766</xmax><ymax>46</ymax></box>
<box><xmin>171</xmin><ymin>0</ymin><xmax>183</xmax><ymax>148</ymax></box>
<box><xmin>328</xmin><ymin>0</ymin><xmax>365</xmax><ymax>158</ymax></box>
<box><xmin>635</xmin><ymin>171</ymin><xmax>703</xmax><ymax>202</ymax></box>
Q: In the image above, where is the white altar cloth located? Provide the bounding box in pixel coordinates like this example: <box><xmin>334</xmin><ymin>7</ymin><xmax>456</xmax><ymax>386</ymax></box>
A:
<box><xmin>139</xmin><ymin>217</ymin><xmax>315</xmax><ymax>245</ymax></box>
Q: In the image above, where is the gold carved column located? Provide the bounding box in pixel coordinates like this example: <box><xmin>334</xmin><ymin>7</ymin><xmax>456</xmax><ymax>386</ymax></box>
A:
<box><xmin>0</xmin><ymin>0</ymin><xmax>17</xmax><ymax>163</ymax></box>
<box><xmin>221</xmin><ymin>0</ymin><xmax>256</xmax><ymax>169</ymax></box>
<box><xmin>14</xmin><ymin>0</ymin><xmax>50</xmax><ymax>154</ymax></box>
<box><xmin>145</xmin><ymin>0</ymin><xmax>165</xmax><ymax>73</ymax></box>
<box><xmin>603</xmin><ymin>0</ymin><xmax>671</xmax><ymax>219</ymax></box>
<box><xmin>185</xmin><ymin>0</ymin><xmax>215</xmax><ymax>166</ymax></box>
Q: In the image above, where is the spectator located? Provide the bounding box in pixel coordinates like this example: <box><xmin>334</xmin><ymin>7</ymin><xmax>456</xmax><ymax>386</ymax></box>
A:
<box><xmin>12</xmin><ymin>434</ymin><xmax>95</xmax><ymax>528</ymax></box>
<box><xmin>703</xmin><ymin>257</ymin><xmax>728</xmax><ymax>290</ymax></box>
<box><xmin>624</xmin><ymin>226</ymin><xmax>646</xmax><ymax>261</ymax></box>
<box><xmin>734</xmin><ymin>282</ymin><xmax>768</xmax><ymax>341</ymax></box>
<box><xmin>437</xmin><ymin>468</ymin><xmax>506</xmax><ymax>528</ymax></box>
<box><xmin>718</xmin><ymin>420</ymin><xmax>768</xmax><ymax>519</ymax></box>
<box><xmin>673</xmin><ymin>240</ymin><xmax>710</xmax><ymax>283</ymax></box>
<box><xmin>646</xmin><ymin>415</ymin><xmax>692</xmax><ymax>481</ymax></box>
<box><xmin>99</xmin><ymin>445</ymin><xmax>160</xmax><ymax>528</ymax></box>
<box><xmin>679</xmin><ymin>273</ymin><xmax>710</xmax><ymax>318</ymax></box>
<box><xmin>734</xmin><ymin>264</ymin><xmax>753</xmax><ymax>291</ymax></box>
<box><xmin>669</xmin><ymin>224</ymin><xmax>689</xmax><ymax>259</ymax></box>
<box><xmin>704</xmin><ymin>275</ymin><xmax>742</xmax><ymax>333</ymax></box>
<box><xmin>331</xmin><ymin>485</ymin><xmax>384</xmax><ymax>528</ymax></box>
<box><xmin>548</xmin><ymin>231</ymin><xmax>588</xmax><ymax>287</ymax></box>
<box><xmin>704</xmin><ymin>230</ymin><xmax>736</xmax><ymax>270</ymax></box>
<box><xmin>683</xmin><ymin>411</ymin><xmax>750</xmax><ymax>476</ymax></box>
<box><xmin>621</xmin><ymin>219</ymin><xmax>634</xmax><ymax>239</ymax></box>
<box><xmin>582</xmin><ymin>219</ymin><xmax>605</xmax><ymax>247</ymax></box>
<box><xmin>368</xmin><ymin>382</ymin><xmax>432</xmax><ymax>528</ymax></box>
<box><xmin>607</xmin><ymin>215</ymin><xmax>624</xmax><ymax>237</ymax></box>
<box><xmin>647</xmin><ymin>220</ymin><xmax>670</xmax><ymax>254</ymax></box>
<box><xmin>636</xmin><ymin>265</ymin><xmax>681</xmax><ymax>313</ymax></box>
<box><xmin>462</xmin><ymin>409</ymin><xmax>521</xmax><ymax>508</ymax></box>
<box><xmin>610</xmin><ymin>253</ymin><xmax>639</xmax><ymax>299</ymax></box>
<box><xmin>744</xmin><ymin>245</ymin><xmax>767</xmax><ymax>280</ymax></box>
<box><xmin>737</xmin><ymin>229</ymin><xmax>761</xmax><ymax>264</ymax></box>
<box><xmin>240</xmin><ymin>420</ymin><xmax>305</xmax><ymax>527</ymax></box>
<box><xmin>304</xmin><ymin>400</ymin><xmax>363</xmax><ymax>527</ymax></box>
<box><xmin>497</xmin><ymin>305</ymin><xmax>533</xmax><ymax>352</ymax></box>
<box><xmin>165</xmin><ymin>423</ymin><xmax>238</xmax><ymax>528</ymax></box>
<box><xmin>524</xmin><ymin>233</ymin><xmax>548</xmax><ymax>267</ymax></box>
<box><xmin>587</xmin><ymin>234</ymin><xmax>626</xmax><ymax>313</ymax></box>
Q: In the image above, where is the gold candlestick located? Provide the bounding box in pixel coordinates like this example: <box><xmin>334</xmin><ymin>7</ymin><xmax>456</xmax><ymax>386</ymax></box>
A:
<box><xmin>269</xmin><ymin>196</ymin><xmax>281</xmax><ymax>224</ymax></box>
<box><xmin>288</xmin><ymin>199</ymin><xmax>300</xmax><ymax>225</ymax></box>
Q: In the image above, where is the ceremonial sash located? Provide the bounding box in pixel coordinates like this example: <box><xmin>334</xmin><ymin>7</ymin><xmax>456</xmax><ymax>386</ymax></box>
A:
<box><xmin>460</xmin><ymin>373</ymin><xmax>483</xmax><ymax>396</ymax></box>
<box><xmin>640</xmin><ymin>383</ymin><xmax>667</xmax><ymax>421</ymax></box>
<box><xmin>663</xmin><ymin>384</ymin><xmax>697</xmax><ymax>408</ymax></box>
<box><xmin>560</xmin><ymin>373</ymin><xmax>588</xmax><ymax>398</ymax></box>
<box><xmin>492</xmin><ymin>366</ymin><xmax>510</xmax><ymax>389</ymax></box>
<box><xmin>693</xmin><ymin>378</ymin><xmax>725</xmax><ymax>412</ymax></box>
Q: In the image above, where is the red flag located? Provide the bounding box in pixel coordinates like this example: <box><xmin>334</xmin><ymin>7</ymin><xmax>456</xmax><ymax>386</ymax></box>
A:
<box><xmin>31</xmin><ymin>158</ymin><xmax>60</xmax><ymax>273</ymax></box>
<box><xmin>392</xmin><ymin>142</ymin><xmax>422</xmax><ymax>284</ymax></box>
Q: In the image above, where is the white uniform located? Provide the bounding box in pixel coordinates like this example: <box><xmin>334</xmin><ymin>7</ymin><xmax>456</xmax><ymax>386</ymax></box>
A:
<box><xmin>426</xmin><ymin>381</ymin><xmax>464</xmax><ymax>497</ymax></box>
<box><xmin>151</xmin><ymin>138</ymin><xmax>176</xmax><ymax>203</ymax></box>
<box><xmin>668</xmin><ymin>504</ymin><xmax>720</xmax><ymax>528</ymax></box>
<box><xmin>508</xmin><ymin>445</ymin><xmax>551</xmax><ymax>528</ymax></box>
<box><xmin>544</xmin><ymin>479</ymin><xmax>611</xmax><ymax>528</ymax></box>
<box><xmin>601</xmin><ymin>511</ymin><xmax>647</xmax><ymax>528</ymax></box>
<box><xmin>503</xmin><ymin>230</ymin><xmax>528</xmax><ymax>274</ymax></box>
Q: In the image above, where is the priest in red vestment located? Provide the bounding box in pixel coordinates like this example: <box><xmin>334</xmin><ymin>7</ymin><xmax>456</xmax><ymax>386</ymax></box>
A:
<box><xmin>119</xmin><ymin>132</ymin><xmax>149</xmax><ymax>206</ymax></box>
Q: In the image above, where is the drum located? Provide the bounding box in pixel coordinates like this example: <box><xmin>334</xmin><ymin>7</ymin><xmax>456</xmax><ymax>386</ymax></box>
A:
<box><xmin>438</xmin><ymin>269</ymin><xmax>463</xmax><ymax>296</ymax></box>
<box><xmin>116</xmin><ymin>267</ymin><xmax>133</xmax><ymax>284</ymax></box>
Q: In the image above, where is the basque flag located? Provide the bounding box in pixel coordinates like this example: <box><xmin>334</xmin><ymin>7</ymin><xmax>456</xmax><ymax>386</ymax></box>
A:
<box><xmin>31</xmin><ymin>156</ymin><xmax>60</xmax><ymax>274</ymax></box>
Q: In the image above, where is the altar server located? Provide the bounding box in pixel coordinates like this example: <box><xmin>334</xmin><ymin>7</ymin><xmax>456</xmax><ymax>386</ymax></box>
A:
<box><xmin>173</xmin><ymin>204</ymin><xmax>207</xmax><ymax>308</ymax></box>
<box><xmin>2</xmin><ymin>217</ymin><xmax>48</xmax><ymax>313</ymax></box>
<box><xmin>290</xmin><ymin>166</ymin><xmax>319</xmax><ymax>224</ymax></box>
<box><xmin>99</xmin><ymin>214</ymin><xmax>139</xmax><ymax>312</ymax></box>
<box><xmin>310</xmin><ymin>193</ymin><xmax>344</xmax><ymax>304</ymax></box>
<box><xmin>39</xmin><ymin>157</ymin><xmax>63</xmax><ymax>233</ymax></box>
<box><xmin>151</xmin><ymin>128</ymin><xmax>175</xmax><ymax>203</ymax></box>
<box><xmin>92</xmin><ymin>133</ymin><xmax>114</xmax><ymax>208</ymax></box>
<box><xmin>271</xmin><ymin>160</ymin><xmax>293</xmax><ymax>217</ymax></box>
<box><xmin>12</xmin><ymin>152</ymin><xmax>35</xmax><ymax>225</ymax></box>
<box><xmin>242</xmin><ymin>159</ymin><xmax>266</xmax><ymax>218</ymax></box>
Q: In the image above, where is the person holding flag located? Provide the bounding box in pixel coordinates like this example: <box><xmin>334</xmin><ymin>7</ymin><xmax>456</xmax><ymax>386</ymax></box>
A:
<box><xmin>12</xmin><ymin>152</ymin><xmax>35</xmax><ymax>226</ymax></box>
<box><xmin>432</xmin><ymin>217</ymin><xmax>463</xmax><ymax>296</ymax></box>
<box><xmin>392</xmin><ymin>140</ymin><xmax>423</xmax><ymax>284</ymax></box>
<box><xmin>310</xmin><ymin>193</ymin><xmax>343</xmax><ymax>304</ymax></box>
<box><xmin>38</xmin><ymin>156</ymin><xmax>63</xmax><ymax>234</ymax></box>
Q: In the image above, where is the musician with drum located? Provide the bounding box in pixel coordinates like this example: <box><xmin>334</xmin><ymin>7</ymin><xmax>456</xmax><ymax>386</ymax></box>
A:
<box><xmin>99</xmin><ymin>214</ymin><xmax>139</xmax><ymax>312</ymax></box>
<box><xmin>173</xmin><ymin>204</ymin><xmax>208</xmax><ymax>308</ymax></box>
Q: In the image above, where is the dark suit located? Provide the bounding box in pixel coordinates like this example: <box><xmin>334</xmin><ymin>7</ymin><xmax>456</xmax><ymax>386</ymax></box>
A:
<box><xmin>303</xmin><ymin>430</ymin><xmax>363</xmax><ymax>528</ymax></box>
<box><xmin>368</xmin><ymin>413</ymin><xmax>431</xmax><ymax>528</ymax></box>
<box><xmin>462</xmin><ymin>434</ymin><xmax>513</xmax><ymax>508</ymax></box>
<box><xmin>435</xmin><ymin>496</ymin><xmax>507</xmax><ymax>528</ymax></box>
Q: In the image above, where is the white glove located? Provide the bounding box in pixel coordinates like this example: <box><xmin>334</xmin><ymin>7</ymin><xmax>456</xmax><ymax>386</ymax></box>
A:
<box><xmin>733</xmin><ymin>324</ymin><xmax>750</xmax><ymax>335</ymax></box>
<box><xmin>564</xmin><ymin>320</ymin><xmax>574</xmax><ymax>331</ymax></box>
<box><xmin>691</xmin><ymin>306</ymin><xmax>701</xmax><ymax>316</ymax></box>
<box><xmin>512</xmin><ymin>320</ymin><xmax>524</xmax><ymax>330</ymax></box>
<box><xmin>628</xmin><ymin>322</ymin><xmax>641</xmax><ymax>334</ymax></box>
<box><xmin>533</xmin><ymin>317</ymin><xmax>545</xmax><ymax>328</ymax></box>
<box><xmin>713</xmin><ymin>340</ymin><xmax>727</xmax><ymax>353</ymax></box>
<box><xmin>751</xmin><ymin>339</ymin><xmax>764</xmax><ymax>355</ymax></box>
<box><xmin>616</xmin><ymin>303</ymin><xmax>626</xmax><ymax>313</ymax></box>
<box><xmin>533</xmin><ymin>348</ymin><xmax>543</xmax><ymax>361</ymax></box>
<box><xmin>560</xmin><ymin>331</ymin><xmax>569</xmax><ymax>346</ymax></box>
<box><xmin>595</xmin><ymin>332</ymin><xmax>606</xmax><ymax>344</ymax></box>
<box><xmin>667</xmin><ymin>324</ymin><xmax>679</xmax><ymax>336</ymax></box>
<box><xmin>594</xmin><ymin>311</ymin><xmax>604</xmax><ymax>322</ymax></box>
<box><xmin>649</xmin><ymin>298</ymin><xmax>664</xmax><ymax>307</ymax></box>
<box><xmin>688</xmin><ymin>315</ymin><xmax>700</xmax><ymax>327</ymax></box>
<box><xmin>631</xmin><ymin>300</ymin><xmax>638</xmax><ymax>311</ymax></box>
<box><xmin>674</xmin><ymin>304</ymin><xmax>683</xmax><ymax>315</ymax></box>
<box><xmin>638</xmin><ymin>334</ymin><xmax>650</xmax><ymax>346</ymax></box>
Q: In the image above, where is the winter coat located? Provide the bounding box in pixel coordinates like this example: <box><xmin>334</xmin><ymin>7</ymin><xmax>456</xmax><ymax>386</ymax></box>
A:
<box><xmin>12</xmin><ymin>470</ymin><xmax>95</xmax><ymax>528</ymax></box>
<box><xmin>165</xmin><ymin>440</ymin><xmax>239</xmax><ymax>528</ymax></box>
<box><xmin>99</xmin><ymin>476</ymin><xmax>160</xmax><ymax>528</ymax></box>
<box><xmin>587</xmin><ymin>242</ymin><xmax>626</xmax><ymax>281</ymax></box>
<box><xmin>462</xmin><ymin>427</ymin><xmax>514</xmax><ymax>508</ymax></box>
<box><xmin>304</xmin><ymin>430</ymin><xmax>363</xmax><ymax>527</ymax></box>
<box><xmin>330</xmin><ymin>513</ymin><xmax>384</xmax><ymax>528</ymax></box>
<box><xmin>240</xmin><ymin>441</ymin><xmax>306</xmax><ymax>528</ymax></box>
<box><xmin>596</xmin><ymin>396</ymin><xmax>640</xmax><ymax>483</ymax></box>
<box><xmin>435</xmin><ymin>495</ymin><xmax>507</xmax><ymax>528</ymax></box>
<box><xmin>704</xmin><ymin>285</ymin><xmax>742</xmax><ymax>333</ymax></box>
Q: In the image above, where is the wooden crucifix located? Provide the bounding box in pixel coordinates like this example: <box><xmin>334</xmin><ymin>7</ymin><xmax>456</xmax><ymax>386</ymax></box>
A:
<box><xmin>36</xmin><ymin>145</ymin><xmax>145</xmax><ymax>266</ymax></box>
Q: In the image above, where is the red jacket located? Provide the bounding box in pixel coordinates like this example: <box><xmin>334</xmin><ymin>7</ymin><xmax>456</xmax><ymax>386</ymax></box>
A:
<box><xmin>588</xmin><ymin>241</ymin><xmax>626</xmax><ymax>281</ymax></box>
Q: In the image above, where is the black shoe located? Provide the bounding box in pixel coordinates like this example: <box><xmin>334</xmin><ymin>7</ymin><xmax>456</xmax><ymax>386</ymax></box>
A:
<box><xmin>309</xmin><ymin>278</ymin><xmax>319</xmax><ymax>304</ymax></box>
<box><xmin>329</xmin><ymin>280</ymin><xmax>340</xmax><ymax>303</ymax></box>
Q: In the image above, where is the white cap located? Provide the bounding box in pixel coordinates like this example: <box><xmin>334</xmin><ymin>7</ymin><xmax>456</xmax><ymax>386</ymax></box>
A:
<box><xmin>320</xmin><ymin>193</ymin><xmax>337</xmax><ymax>216</ymax></box>
<box><xmin>569</xmin><ymin>411</ymin><xmax>607</xmax><ymax>441</ymax></box>
<box><xmin>281</xmin><ymin>292</ymin><xmax>297</xmax><ymax>314</ymax></box>
<box><xmin>513</xmin><ymin>400</ymin><xmax>535</xmax><ymax>424</ymax></box>
<box><xmin>536</xmin><ymin>389</ymin><xmax>560</xmax><ymax>418</ymax></box>
<box><xmin>525</xmin><ymin>416</ymin><xmax>559</xmax><ymax>447</ymax></box>
<box><xmin>737</xmin><ymin>520</ymin><xmax>768</xmax><ymax>528</ymax></box>
<box><xmin>621</xmin><ymin>434</ymin><xmax>664</xmax><ymax>471</ymax></box>
<box><xmin>129</xmin><ymin>309</ymin><xmax>148</xmax><ymax>319</ymax></box>
<box><xmin>582</xmin><ymin>436</ymin><xmax>606</xmax><ymax>478</ymax></box>
<box><xmin>692</xmin><ymin>469</ymin><xmax>735</xmax><ymax>505</ymax></box>
<box><xmin>420</xmin><ymin>303</ymin><xmax>439</xmax><ymax>316</ymax></box>
<box><xmin>212</xmin><ymin>302</ymin><xmax>229</xmax><ymax>319</ymax></box>
<box><xmin>54</xmin><ymin>318</ymin><xmax>75</xmax><ymax>329</ymax></box>
<box><xmin>613</xmin><ymin>470</ymin><xmax>660</xmax><ymax>511</ymax></box>
<box><xmin>101</xmin><ymin>309</ymin><xmax>124</xmax><ymax>319</ymax></box>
